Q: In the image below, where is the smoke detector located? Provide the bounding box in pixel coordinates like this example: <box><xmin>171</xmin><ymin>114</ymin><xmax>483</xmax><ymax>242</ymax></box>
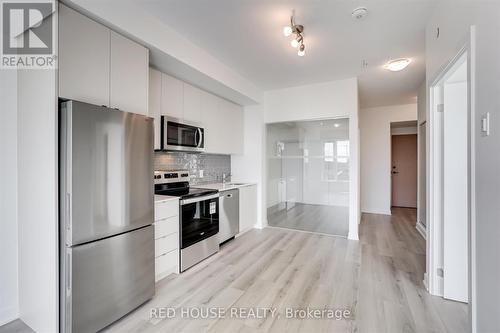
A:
<box><xmin>352</xmin><ymin>7</ymin><xmax>368</xmax><ymax>20</ymax></box>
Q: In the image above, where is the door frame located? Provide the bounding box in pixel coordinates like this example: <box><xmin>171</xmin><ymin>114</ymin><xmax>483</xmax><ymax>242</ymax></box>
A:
<box><xmin>427</xmin><ymin>27</ymin><xmax>476</xmax><ymax>330</ymax></box>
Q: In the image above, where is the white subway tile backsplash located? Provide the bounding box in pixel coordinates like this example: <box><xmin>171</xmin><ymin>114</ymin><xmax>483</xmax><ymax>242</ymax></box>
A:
<box><xmin>154</xmin><ymin>152</ymin><xmax>230</xmax><ymax>184</ymax></box>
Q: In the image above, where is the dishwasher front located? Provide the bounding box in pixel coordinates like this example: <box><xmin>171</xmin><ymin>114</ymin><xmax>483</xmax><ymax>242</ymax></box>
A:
<box><xmin>218</xmin><ymin>189</ymin><xmax>239</xmax><ymax>244</ymax></box>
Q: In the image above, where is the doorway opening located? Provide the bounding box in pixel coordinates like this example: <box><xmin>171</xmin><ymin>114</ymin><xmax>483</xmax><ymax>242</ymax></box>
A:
<box><xmin>266</xmin><ymin>118</ymin><xmax>350</xmax><ymax>237</ymax></box>
<box><xmin>391</xmin><ymin>121</ymin><xmax>418</xmax><ymax>210</ymax></box>
<box><xmin>429</xmin><ymin>50</ymin><xmax>469</xmax><ymax>304</ymax></box>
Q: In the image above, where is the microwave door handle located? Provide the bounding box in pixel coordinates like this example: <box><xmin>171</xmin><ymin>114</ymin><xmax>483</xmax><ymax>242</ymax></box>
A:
<box><xmin>197</xmin><ymin>128</ymin><xmax>203</xmax><ymax>148</ymax></box>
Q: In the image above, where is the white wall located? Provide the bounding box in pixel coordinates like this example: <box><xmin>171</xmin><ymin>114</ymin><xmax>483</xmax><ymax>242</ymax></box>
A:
<box><xmin>263</xmin><ymin>78</ymin><xmax>360</xmax><ymax>240</ymax></box>
<box><xmin>417</xmin><ymin>80</ymin><xmax>427</xmax><ymax>122</ymax></box>
<box><xmin>391</xmin><ymin>126</ymin><xmax>417</xmax><ymax>135</ymax></box>
<box><xmin>0</xmin><ymin>71</ymin><xmax>19</xmax><ymax>326</ymax></box>
<box><xmin>231</xmin><ymin>105</ymin><xmax>267</xmax><ymax>228</ymax></box>
<box><xmin>426</xmin><ymin>1</ymin><xmax>500</xmax><ymax>331</ymax></box>
<box><xmin>360</xmin><ymin>104</ymin><xmax>417</xmax><ymax>215</ymax></box>
<box><xmin>17</xmin><ymin>69</ymin><xmax>58</xmax><ymax>332</ymax></box>
<box><xmin>264</xmin><ymin>78</ymin><xmax>358</xmax><ymax>123</ymax></box>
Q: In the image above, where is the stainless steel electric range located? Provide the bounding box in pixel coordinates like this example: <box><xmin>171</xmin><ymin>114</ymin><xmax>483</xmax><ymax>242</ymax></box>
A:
<box><xmin>154</xmin><ymin>170</ymin><xmax>219</xmax><ymax>271</ymax></box>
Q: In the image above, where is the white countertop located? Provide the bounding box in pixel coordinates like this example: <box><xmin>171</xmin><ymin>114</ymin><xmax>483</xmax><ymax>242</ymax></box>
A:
<box><xmin>193</xmin><ymin>182</ymin><xmax>256</xmax><ymax>192</ymax></box>
<box><xmin>154</xmin><ymin>195</ymin><xmax>179</xmax><ymax>203</ymax></box>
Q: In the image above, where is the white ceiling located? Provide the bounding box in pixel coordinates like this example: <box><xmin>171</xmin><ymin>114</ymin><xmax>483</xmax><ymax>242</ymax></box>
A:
<box><xmin>132</xmin><ymin>0</ymin><xmax>434</xmax><ymax>108</ymax></box>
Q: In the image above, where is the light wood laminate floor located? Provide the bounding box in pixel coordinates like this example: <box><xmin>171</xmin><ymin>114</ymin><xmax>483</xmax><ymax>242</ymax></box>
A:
<box><xmin>105</xmin><ymin>208</ymin><xmax>467</xmax><ymax>333</ymax></box>
<box><xmin>268</xmin><ymin>203</ymin><xmax>349</xmax><ymax>237</ymax></box>
<box><xmin>0</xmin><ymin>320</ymin><xmax>34</xmax><ymax>333</ymax></box>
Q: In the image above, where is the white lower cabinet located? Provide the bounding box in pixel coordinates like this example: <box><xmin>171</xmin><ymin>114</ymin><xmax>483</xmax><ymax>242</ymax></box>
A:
<box><xmin>238</xmin><ymin>185</ymin><xmax>257</xmax><ymax>234</ymax></box>
<box><xmin>154</xmin><ymin>198</ymin><xmax>179</xmax><ymax>281</ymax></box>
<box><xmin>155</xmin><ymin>250</ymin><xmax>178</xmax><ymax>282</ymax></box>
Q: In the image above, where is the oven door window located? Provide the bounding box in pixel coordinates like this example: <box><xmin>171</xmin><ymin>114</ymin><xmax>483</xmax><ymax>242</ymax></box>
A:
<box><xmin>167</xmin><ymin>121</ymin><xmax>203</xmax><ymax>148</ymax></box>
<box><xmin>181</xmin><ymin>198</ymin><xmax>219</xmax><ymax>248</ymax></box>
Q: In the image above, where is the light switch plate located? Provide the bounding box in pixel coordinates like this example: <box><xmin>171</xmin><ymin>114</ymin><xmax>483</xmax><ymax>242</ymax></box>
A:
<box><xmin>481</xmin><ymin>112</ymin><xmax>490</xmax><ymax>136</ymax></box>
<box><xmin>199</xmin><ymin>170</ymin><xmax>204</xmax><ymax>178</ymax></box>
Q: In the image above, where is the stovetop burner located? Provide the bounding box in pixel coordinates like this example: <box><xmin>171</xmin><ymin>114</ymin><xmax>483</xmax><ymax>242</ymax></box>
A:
<box><xmin>154</xmin><ymin>170</ymin><xmax>218</xmax><ymax>199</ymax></box>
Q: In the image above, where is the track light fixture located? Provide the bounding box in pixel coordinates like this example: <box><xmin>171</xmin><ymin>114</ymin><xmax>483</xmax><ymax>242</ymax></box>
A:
<box><xmin>283</xmin><ymin>11</ymin><xmax>306</xmax><ymax>57</ymax></box>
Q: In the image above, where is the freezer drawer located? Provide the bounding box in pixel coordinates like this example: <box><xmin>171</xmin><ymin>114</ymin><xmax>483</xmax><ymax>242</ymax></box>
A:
<box><xmin>61</xmin><ymin>226</ymin><xmax>155</xmax><ymax>333</ymax></box>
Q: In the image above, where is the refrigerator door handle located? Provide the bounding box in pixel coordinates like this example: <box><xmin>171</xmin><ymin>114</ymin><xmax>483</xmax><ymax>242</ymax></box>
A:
<box><xmin>66</xmin><ymin>250</ymin><xmax>72</xmax><ymax>295</ymax></box>
<box><xmin>66</xmin><ymin>192</ymin><xmax>72</xmax><ymax>245</ymax></box>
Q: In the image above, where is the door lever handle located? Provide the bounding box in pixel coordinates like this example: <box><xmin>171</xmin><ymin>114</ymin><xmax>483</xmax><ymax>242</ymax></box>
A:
<box><xmin>392</xmin><ymin>171</ymin><xmax>399</xmax><ymax>174</ymax></box>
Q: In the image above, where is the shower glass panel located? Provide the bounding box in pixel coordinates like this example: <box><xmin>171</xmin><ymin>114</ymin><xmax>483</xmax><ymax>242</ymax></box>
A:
<box><xmin>266</xmin><ymin>119</ymin><xmax>349</xmax><ymax>236</ymax></box>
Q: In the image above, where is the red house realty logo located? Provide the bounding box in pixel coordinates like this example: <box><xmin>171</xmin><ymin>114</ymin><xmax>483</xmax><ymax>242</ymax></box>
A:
<box><xmin>1</xmin><ymin>1</ymin><xmax>56</xmax><ymax>69</ymax></box>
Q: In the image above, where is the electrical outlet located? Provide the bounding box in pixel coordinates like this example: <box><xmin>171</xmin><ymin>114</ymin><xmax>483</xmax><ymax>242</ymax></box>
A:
<box><xmin>199</xmin><ymin>170</ymin><xmax>204</xmax><ymax>178</ymax></box>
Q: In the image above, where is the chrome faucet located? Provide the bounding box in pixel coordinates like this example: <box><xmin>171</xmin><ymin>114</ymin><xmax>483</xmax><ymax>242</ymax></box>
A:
<box><xmin>222</xmin><ymin>173</ymin><xmax>232</xmax><ymax>184</ymax></box>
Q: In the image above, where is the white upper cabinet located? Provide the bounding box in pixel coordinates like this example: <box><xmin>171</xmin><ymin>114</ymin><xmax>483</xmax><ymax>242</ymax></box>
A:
<box><xmin>58</xmin><ymin>4</ymin><xmax>110</xmax><ymax>106</ymax></box>
<box><xmin>110</xmin><ymin>31</ymin><xmax>149</xmax><ymax>115</ymax></box>
<box><xmin>201</xmin><ymin>91</ymin><xmax>222</xmax><ymax>153</ymax></box>
<box><xmin>218</xmin><ymin>99</ymin><xmax>244</xmax><ymax>154</ymax></box>
<box><xmin>161</xmin><ymin>73</ymin><xmax>183</xmax><ymax>120</ymax></box>
<box><xmin>59</xmin><ymin>4</ymin><xmax>149</xmax><ymax>115</ymax></box>
<box><xmin>149</xmin><ymin>69</ymin><xmax>244</xmax><ymax>155</ymax></box>
<box><xmin>148</xmin><ymin>68</ymin><xmax>162</xmax><ymax>150</ymax></box>
<box><xmin>183</xmin><ymin>83</ymin><xmax>202</xmax><ymax>123</ymax></box>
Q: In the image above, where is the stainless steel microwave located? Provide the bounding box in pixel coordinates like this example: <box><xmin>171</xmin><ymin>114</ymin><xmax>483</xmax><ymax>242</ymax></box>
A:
<box><xmin>160</xmin><ymin>116</ymin><xmax>205</xmax><ymax>152</ymax></box>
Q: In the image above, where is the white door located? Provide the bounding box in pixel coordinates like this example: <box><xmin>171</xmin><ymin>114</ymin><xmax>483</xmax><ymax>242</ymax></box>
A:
<box><xmin>443</xmin><ymin>61</ymin><xmax>468</xmax><ymax>303</ymax></box>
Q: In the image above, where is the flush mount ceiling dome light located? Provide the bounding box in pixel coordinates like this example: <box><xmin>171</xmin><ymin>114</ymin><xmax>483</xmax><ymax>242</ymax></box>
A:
<box><xmin>384</xmin><ymin>58</ymin><xmax>411</xmax><ymax>72</ymax></box>
<box><xmin>351</xmin><ymin>7</ymin><xmax>368</xmax><ymax>20</ymax></box>
<box><xmin>283</xmin><ymin>11</ymin><xmax>306</xmax><ymax>57</ymax></box>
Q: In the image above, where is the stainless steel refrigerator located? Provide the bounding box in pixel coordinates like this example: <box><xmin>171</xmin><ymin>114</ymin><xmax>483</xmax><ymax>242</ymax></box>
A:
<box><xmin>59</xmin><ymin>100</ymin><xmax>155</xmax><ymax>333</ymax></box>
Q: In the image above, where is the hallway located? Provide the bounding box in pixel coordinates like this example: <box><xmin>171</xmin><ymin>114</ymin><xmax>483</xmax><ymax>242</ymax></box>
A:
<box><xmin>358</xmin><ymin>208</ymin><xmax>468</xmax><ymax>332</ymax></box>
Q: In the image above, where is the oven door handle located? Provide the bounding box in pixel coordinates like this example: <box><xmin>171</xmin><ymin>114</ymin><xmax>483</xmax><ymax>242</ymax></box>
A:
<box><xmin>180</xmin><ymin>193</ymin><xmax>219</xmax><ymax>205</ymax></box>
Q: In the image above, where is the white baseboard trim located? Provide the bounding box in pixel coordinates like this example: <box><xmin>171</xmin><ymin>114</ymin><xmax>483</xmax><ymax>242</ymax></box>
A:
<box><xmin>423</xmin><ymin>273</ymin><xmax>429</xmax><ymax>291</ymax></box>
<box><xmin>347</xmin><ymin>230</ymin><xmax>359</xmax><ymax>240</ymax></box>
<box><xmin>416</xmin><ymin>221</ymin><xmax>426</xmax><ymax>239</ymax></box>
<box><xmin>361</xmin><ymin>208</ymin><xmax>392</xmax><ymax>216</ymax></box>
<box><xmin>437</xmin><ymin>276</ymin><xmax>444</xmax><ymax>296</ymax></box>
<box><xmin>0</xmin><ymin>306</ymin><xmax>19</xmax><ymax>327</ymax></box>
<box><xmin>235</xmin><ymin>227</ymin><xmax>254</xmax><ymax>237</ymax></box>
